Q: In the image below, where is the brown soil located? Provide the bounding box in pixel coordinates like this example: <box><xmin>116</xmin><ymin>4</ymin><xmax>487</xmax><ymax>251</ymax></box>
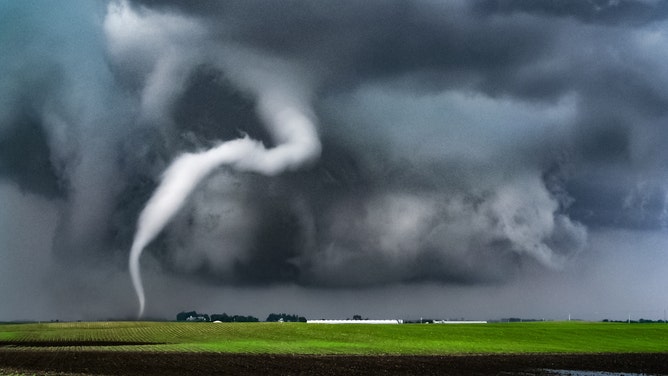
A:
<box><xmin>0</xmin><ymin>350</ymin><xmax>667</xmax><ymax>375</ymax></box>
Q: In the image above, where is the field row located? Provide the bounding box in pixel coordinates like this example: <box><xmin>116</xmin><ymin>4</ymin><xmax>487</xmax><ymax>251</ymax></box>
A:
<box><xmin>1</xmin><ymin>321</ymin><xmax>668</xmax><ymax>355</ymax></box>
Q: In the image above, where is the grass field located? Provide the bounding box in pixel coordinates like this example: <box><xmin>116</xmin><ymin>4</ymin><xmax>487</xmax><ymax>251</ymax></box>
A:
<box><xmin>1</xmin><ymin>321</ymin><xmax>668</xmax><ymax>355</ymax></box>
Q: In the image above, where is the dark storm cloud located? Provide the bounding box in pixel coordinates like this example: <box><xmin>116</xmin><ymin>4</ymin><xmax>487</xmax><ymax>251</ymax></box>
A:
<box><xmin>127</xmin><ymin>0</ymin><xmax>555</xmax><ymax>94</ymax></box>
<box><xmin>0</xmin><ymin>114</ymin><xmax>63</xmax><ymax>198</ymax></box>
<box><xmin>477</xmin><ymin>0</ymin><xmax>668</xmax><ymax>25</ymax></box>
<box><xmin>1</xmin><ymin>0</ymin><xmax>668</xmax><ymax>319</ymax></box>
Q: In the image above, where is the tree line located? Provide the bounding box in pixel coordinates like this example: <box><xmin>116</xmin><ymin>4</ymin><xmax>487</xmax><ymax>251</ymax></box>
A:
<box><xmin>176</xmin><ymin>311</ymin><xmax>306</xmax><ymax>322</ymax></box>
<box><xmin>602</xmin><ymin>318</ymin><xmax>667</xmax><ymax>324</ymax></box>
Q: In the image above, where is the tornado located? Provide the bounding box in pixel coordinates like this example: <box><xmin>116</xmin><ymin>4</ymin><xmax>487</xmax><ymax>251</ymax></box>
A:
<box><xmin>129</xmin><ymin>93</ymin><xmax>321</xmax><ymax>317</ymax></box>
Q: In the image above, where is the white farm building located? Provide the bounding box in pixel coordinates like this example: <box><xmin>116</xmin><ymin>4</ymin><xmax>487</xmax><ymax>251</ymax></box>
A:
<box><xmin>307</xmin><ymin>319</ymin><xmax>403</xmax><ymax>324</ymax></box>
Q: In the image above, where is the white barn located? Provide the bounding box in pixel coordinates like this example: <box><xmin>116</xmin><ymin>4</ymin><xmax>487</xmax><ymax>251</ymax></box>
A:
<box><xmin>307</xmin><ymin>319</ymin><xmax>403</xmax><ymax>324</ymax></box>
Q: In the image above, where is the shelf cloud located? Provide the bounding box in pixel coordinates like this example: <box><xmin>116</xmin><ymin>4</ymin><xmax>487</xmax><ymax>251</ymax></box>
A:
<box><xmin>2</xmin><ymin>0</ymin><xmax>668</xmax><ymax>320</ymax></box>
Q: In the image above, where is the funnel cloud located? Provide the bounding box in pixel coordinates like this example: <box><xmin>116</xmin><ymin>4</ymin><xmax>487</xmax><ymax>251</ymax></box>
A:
<box><xmin>2</xmin><ymin>0</ymin><xmax>668</xmax><ymax>321</ymax></box>
<box><xmin>130</xmin><ymin>93</ymin><xmax>320</xmax><ymax>316</ymax></box>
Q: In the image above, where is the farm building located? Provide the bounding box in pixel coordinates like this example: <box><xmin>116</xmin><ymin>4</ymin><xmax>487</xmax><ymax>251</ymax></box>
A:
<box><xmin>431</xmin><ymin>320</ymin><xmax>487</xmax><ymax>324</ymax></box>
<box><xmin>307</xmin><ymin>319</ymin><xmax>404</xmax><ymax>324</ymax></box>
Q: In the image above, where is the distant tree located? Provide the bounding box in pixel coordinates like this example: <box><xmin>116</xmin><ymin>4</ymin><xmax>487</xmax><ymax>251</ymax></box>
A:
<box><xmin>232</xmin><ymin>315</ymin><xmax>259</xmax><ymax>322</ymax></box>
<box><xmin>211</xmin><ymin>313</ymin><xmax>259</xmax><ymax>322</ymax></box>
<box><xmin>353</xmin><ymin>315</ymin><xmax>362</xmax><ymax>320</ymax></box>
<box><xmin>266</xmin><ymin>313</ymin><xmax>279</xmax><ymax>322</ymax></box>
<box><xmin>177</xmin><ymin>311</ymin><xmax>198</xmax><ymax>321</ymax></box>
<box><xmin>266</xmin><ymin>313</ymin><xmax>306</xmax><ymax>322</ymax></box>
<box><xmin>211</xmin><ymin>313</ymin><xmax>230</xmax><ymax>322</ymax></box>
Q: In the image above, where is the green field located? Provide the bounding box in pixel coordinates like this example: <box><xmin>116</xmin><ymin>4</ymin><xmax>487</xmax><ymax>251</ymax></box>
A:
<box><xmin>1</xmin><ymin>321</ymin><xmax>667</xmax><ymax>355</ymax></box>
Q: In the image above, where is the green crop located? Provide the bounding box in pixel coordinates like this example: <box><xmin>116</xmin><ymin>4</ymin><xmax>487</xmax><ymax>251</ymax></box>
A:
<box><xmin>0</xmin><ymin>321</ymin><xmax>667</xmax><ymax>355</ymax></box>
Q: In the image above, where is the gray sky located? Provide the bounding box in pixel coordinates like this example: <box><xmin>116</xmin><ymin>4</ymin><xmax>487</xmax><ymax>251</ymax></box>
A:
<box><xmin>1</xmin><ymin>0</ymin><xmax>668</xmax><ymax>322</ymax></box>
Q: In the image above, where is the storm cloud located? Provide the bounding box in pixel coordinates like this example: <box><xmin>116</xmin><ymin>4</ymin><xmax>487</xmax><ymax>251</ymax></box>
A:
<box><xmin>1</xmin><ymin>0</ymin><xmax>668</xmax><ymax>320</ymax></box>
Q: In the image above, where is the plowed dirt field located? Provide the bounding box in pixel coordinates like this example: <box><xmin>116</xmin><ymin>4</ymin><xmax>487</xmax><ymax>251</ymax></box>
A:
<box><xmin>1</xmin><ymin>350</ymin><xmax>667</xmax><ymax>375</ymax></box>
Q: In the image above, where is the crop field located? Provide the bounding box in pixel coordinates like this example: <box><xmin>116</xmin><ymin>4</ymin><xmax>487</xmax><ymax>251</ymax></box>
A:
<box><xmin>0</xmin><ymin>322</ymin><xmax>668</xmax><ymax>355</ymax></box>
<box><xmin>1</xmin><ymin>321</ymin><xmax>668</xmax><ymax>375</ymax></box>
<box><xmin>0</xmin><ymin>321</ymin><xmax>668</xmax><ymax>354</ymax></box>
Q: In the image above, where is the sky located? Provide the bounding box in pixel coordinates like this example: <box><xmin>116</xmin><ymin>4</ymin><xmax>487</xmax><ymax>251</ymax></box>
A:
<box><xmin>1</xmin><ymin>0</ymin><xmax>668</xmax><ymax>322</ymax></box>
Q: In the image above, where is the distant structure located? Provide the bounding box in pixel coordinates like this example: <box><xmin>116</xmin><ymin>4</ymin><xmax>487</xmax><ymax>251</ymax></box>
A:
<box><xmin>186</xmin><ymin>315</ymin><xmax>208</xmax><ymax>322</ymax></box>
<box><xmin>431</xmin><ymin>320</ymin><xmax>487</xmax><ymax>324</ymax></box>
<box><xmin>307</xmin><ymin>319</ymin><xmax>403</xmax><ymax>324</ymax></box>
